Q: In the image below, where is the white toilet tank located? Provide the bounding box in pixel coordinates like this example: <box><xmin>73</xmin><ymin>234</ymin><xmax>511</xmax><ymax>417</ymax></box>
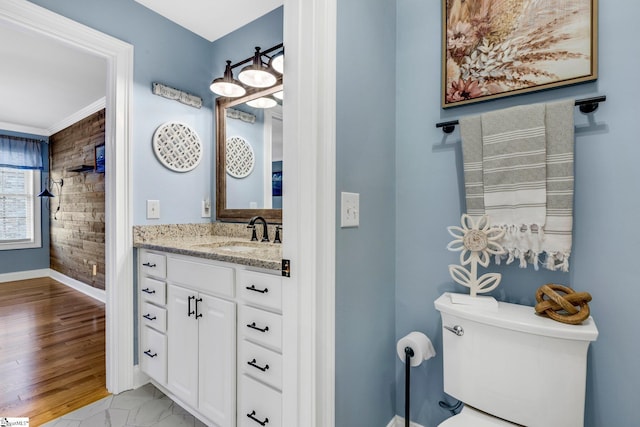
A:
<box><xmin>435</xmin><ymin>293</ymin><xmax>598</xmax><ymax>427</ymax></box>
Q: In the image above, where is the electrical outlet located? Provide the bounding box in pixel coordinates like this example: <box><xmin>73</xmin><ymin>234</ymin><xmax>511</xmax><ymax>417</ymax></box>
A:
<box><xmin>341</xmin><ymin>192</ymin><xmax>360</xmax><ymax>228</ymax></box>
<box><xmin>147</xmin><ymin>200</ymin><xmax>160</xmax><ymax>219</ymax></box>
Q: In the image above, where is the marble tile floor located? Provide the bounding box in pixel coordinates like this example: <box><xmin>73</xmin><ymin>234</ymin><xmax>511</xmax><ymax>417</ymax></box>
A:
<box><xmin>41</xmin><ymin>383</ymin><xmax>207</xmax><ymax>427</ymax></box>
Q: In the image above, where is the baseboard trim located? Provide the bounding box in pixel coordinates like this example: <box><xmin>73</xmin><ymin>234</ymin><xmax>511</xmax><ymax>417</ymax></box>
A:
<box><xmin>132</xmin><ymin>365</ymin><xmax>150</xmax><ymax>390</ymax></box>
<box><xmin>387</xmin><ymin>415</ymin><xmax>426</xmax><ymax>427</ymax></box>
<box><xmin>0</xmin><ymin>268</ymin><xmax>50</xmax><ymax>283</ymax></box>
<box><xmin>48</xmin><ymin>269</ymin><xmax>106</xmax><ymax>303</ymax></box>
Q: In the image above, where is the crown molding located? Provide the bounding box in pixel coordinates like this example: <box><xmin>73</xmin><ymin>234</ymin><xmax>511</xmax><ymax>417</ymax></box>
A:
<box><xmin>48</xmin><ymin>97</ymin><xmax>106</xmax><ymax>135</ymax></box>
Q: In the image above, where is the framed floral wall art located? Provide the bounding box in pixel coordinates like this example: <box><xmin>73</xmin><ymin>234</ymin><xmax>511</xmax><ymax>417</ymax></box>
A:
<box><xmin>442</xmin><ymin>0</ymin><xmax>598</xmax><ymax>108</ymax></box>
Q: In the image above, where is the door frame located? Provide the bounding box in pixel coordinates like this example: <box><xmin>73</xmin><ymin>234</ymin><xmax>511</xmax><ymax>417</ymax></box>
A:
<box><xmin>0</xmin><ymin>0</ymin><xmax>134</xmax><ymax>393</ymax></box>
<box><xmin>283</xmin><ymin>0</ymin><xmax>337</xmax><ymax>425</ymax></box>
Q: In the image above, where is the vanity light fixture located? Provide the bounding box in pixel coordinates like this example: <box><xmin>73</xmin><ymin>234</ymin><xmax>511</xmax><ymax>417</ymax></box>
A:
<box><xmin>210</xmin><ymin>43</ymin><xmax>284</xmax><ymax>97</ymax></box>
<box><xmin>246</xmin><ymin>95</ymin><xmax>278</xmax><ymax>109</ymax></box>
<box><xmin>269</xmin><ymin>49</ymin><xmax>284</xmax><ymax>74</ymax></box>
<box><xmin>238</xmin><ymin>47</ymin><xmax>277</xmax><ymax>88</ymax></box>
<box><xmin>209</xmin><ymin>61</ymin><xmax>246</xmax><ymax>98</ymax></box>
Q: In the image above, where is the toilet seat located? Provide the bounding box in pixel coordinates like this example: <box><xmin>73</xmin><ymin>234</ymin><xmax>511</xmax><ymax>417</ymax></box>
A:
<box><xmin>438</xmin><ymin>405</ymin><xmax>517</xmax><ymax>427</ymax></box>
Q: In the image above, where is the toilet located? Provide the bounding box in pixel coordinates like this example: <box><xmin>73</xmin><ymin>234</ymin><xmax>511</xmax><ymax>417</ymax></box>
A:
<box><xmin>434</xmin><ymin>292</ymin><xmax>598</xmax><ymax>427</ymax></box>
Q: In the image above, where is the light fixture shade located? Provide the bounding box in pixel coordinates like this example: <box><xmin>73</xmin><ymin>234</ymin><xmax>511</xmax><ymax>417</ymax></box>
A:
<box><xmin>38</xmin><ymin>188</ymin><xmax>54</xmax><ymax>198</ymax></box>
<box><xmin>238</xmin><ymin>47</ymin><xmax>277</xmax><ymax>88</ymax></box>
<box><xmin>273</xmin><ymin>90</ymin><xmax>283</xmax><ymax>100</ymax></box>
<box><xmin>270</xmin><ymin>51</ymin><xmax>284</xmax><ymax>74</ymax></box>
<box><xmin>246</xmin><ymin>96</ymin><xmax>277</xmax><ymax>109</ymax></box>
<box><xmin>210</xmin><ymin>60</ymin><xmax>246</xmax><ymax>97</ymax></box>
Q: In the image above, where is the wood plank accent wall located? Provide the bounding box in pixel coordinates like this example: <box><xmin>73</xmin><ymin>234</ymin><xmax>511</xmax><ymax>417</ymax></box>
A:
<box><xmin>49</xmin><ymin>110</ymin><xmax>105</xmax><ymax>290</ymax></box>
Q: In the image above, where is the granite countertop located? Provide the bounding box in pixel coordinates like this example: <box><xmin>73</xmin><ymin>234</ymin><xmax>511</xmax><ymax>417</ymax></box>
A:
<box><xmin>133</xmin><ymin>223</ymin><xmax>282</xmax><ymax>271</ymax></box>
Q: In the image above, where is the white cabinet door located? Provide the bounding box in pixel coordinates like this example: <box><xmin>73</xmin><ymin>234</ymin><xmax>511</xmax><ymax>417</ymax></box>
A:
<box><xmin>167</xmin><ymin>284</ymin><xmax>199</xmax><ymax>408</ymax></box>
<box><xmin>198</xmin><ymin>294</ymin><xmax>236</xmax><ymax>427</ymax></box>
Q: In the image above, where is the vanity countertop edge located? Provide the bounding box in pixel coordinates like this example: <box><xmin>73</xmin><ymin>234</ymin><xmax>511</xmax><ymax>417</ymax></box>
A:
<box><xmin>133</xmin><ymin>223</ymin><xmax>281</xmax><ymax>271</ymax></box>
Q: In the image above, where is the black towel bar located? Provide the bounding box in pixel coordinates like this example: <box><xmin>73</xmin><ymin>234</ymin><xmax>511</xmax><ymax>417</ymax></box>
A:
<box><xmin>435</xmin><ymin>95</ymin><xmax>607</xmax><ymax>134</ymax></box>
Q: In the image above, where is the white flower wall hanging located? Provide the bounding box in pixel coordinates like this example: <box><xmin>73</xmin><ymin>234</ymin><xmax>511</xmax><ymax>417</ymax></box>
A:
<box><xmin>447</xmin><ymin>214</ymin><xmax>506</xmax><ymax>297</ymax></box>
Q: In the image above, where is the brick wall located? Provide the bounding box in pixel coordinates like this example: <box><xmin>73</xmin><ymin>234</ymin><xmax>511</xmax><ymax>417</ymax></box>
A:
<box><xmin>49</xmin><ymin>110</ymin><xmax>105</xmax><ymax>290</ymax></box>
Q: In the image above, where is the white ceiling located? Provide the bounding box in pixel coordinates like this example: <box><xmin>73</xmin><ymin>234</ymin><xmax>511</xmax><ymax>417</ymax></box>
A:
<box><xmin>134</xmin><ymin>0</ymin><xmax>283</xmax><ymax>42</ymax></box>
<box><xmin>0</xmin><ymin>1</ymin><xmax>281</xmax><ymax>136</ymax></box>
<box><xmin>0</xmin><ymin>22</ymin><xmax>106</xmax><ymax>136</ymax></box>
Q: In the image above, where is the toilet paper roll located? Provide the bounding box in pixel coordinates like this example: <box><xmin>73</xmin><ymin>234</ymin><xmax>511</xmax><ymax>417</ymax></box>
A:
<box><xmin>397</xmin><ymin>331</ymin><xmax>436</xmax><ymax>367</ymax></box>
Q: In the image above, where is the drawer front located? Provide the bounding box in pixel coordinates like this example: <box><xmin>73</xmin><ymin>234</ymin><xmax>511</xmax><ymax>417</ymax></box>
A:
<box><xmin>239</xmin><ymin>339</ymin><xmax>282</xmax><ymax>390</ymax></box>
<box><xmin>167</xmin><ymin>256</ymin><xmax>234</xmax><ymax>298</ymax></box>
<box><xmin>238</xmin><ymin>270</ymin><xmax>282</xmax><ymax>312</ymax></box>
<box><xmin>141</xmin><ymin>326</ymin><xmax>167</xmax><ymax>384</ymax></box>
<box><xmin>140</xmin><ymin>251</ymin><xmax>167</xmax><ymax>279</ymax></box>
<box><xmin>239</xmin><ymin>375</ymin><xmax>282</xmax><ymax>427</ymax></box>
<box><xmin>239</xmin><ymin>305</ymin><xmax>282</xmax><ymax>352</ymax></box>
<box><xmin>141</xmin><ymin>302</ymin><xmax>167</xmax><ymax>333</ymax></box>
<box><xmin>140</xmin><ymin>276</ymin><xmax>166</xmax><ymax>306</ymax></box>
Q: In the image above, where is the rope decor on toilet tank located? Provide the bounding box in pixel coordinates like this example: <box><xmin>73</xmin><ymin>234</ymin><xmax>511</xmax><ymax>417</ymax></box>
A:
<box><xmin>534</xmin><ymin>284</ymin><xmax>593</xmax><ymax>325</ymax></box>
<box><xmin>447</xmin><ymin>214</ymin><xmax>505</xmax><ymax>297</ymax></box>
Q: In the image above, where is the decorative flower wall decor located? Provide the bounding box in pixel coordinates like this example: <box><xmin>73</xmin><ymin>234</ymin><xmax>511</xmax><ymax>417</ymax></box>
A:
<box><xmin>447</xmin><ymin>214</ymin><xmax>505</xmax><ymax>297</ymax></box>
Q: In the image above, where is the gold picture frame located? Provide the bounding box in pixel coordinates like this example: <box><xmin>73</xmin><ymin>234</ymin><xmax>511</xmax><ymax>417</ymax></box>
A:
<box><xmin>442</xmin><ymin>0</ymin><xmax>598</xmax><ymax>108</ymax></box>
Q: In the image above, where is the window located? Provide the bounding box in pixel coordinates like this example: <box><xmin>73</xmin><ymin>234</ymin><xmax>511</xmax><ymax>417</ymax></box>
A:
<box><xmin>0</xmin><ymin>166</ymin><xmax>41</xmax><ymax>250</ymax></box>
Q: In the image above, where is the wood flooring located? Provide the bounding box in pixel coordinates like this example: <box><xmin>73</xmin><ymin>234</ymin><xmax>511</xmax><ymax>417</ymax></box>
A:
<box><xmin>0</xmin><ymin>277</ymin><xmax>109</xmax><ymax>426</ymax></box>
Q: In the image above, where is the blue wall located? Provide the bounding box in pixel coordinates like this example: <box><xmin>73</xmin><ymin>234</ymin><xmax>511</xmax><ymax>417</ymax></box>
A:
<box><xmin>0</xmin><ymin>130</ymin><xmax>50</xmax><ymax>274</ymax></box>
<box><xmin>335</xmin><ymin>0</ymin><xmax>397</xmax><ymax>425</ymax></box>
<box><xmin>396</xmin><ymin>1</ymin><xmax>640</xmax><ymax>426</ymax></box>
<box><xmin>29</xmin><ymin>0</ymin><xmax>214</xmax><ymax>226</ymax></box>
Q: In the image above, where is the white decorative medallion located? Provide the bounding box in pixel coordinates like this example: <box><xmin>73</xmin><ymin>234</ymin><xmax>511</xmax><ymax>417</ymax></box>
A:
<box><xmin>447</xmin><ymin>214</ymin><xmax>505</xmax><ymax>297</ymax></box>
<box><xmin>226</xmin><ymin>136</ymin><xmax>255</xmax><ymax>178</ymax></box>
<box><xmin>152</xmin><ymin>121</ymin><xmax>202</xmax><ymax>172</ymax></box>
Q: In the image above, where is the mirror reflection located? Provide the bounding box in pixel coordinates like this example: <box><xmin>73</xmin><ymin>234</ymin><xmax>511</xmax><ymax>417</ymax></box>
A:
<box><xmin>216</xmin><ymin>83</ymin><xmax>283</xmax><ymax>223</ymax></box>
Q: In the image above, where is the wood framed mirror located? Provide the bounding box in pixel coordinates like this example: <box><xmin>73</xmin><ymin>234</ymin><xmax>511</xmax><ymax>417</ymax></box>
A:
<box><xmin>215</xmin><ymin>80</ymin><xmax>283</xmax><ymax>223</ymax></box>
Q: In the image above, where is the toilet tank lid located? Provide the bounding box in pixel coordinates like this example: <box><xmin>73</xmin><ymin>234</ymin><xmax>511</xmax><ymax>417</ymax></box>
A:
<box><xmin>434</xmin><ymin>292</ymin><xmax>598</xmax><ymax>341</ymax></box>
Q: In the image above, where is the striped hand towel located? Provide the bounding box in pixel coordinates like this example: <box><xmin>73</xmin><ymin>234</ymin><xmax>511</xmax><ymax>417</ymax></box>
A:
<box><xmin>460</xmin><ymin>101</ymin><xmax>575</xmax><ymax>271</ymax></box>
<box><xmin>541</xmin><ymin>100</ymin><xmax>574</xmax><ymax>271</ymax></box>
<box><xmin>481</xmin><ymin>104</ymin><xmax>547</xmax><ymax>267</ymax></box>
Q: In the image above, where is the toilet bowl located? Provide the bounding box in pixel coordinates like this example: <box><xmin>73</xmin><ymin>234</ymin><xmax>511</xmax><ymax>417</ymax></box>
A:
<box><xmin>434</xmin><ymin>292</ymin><xmax>598</xmax><ymax>427</ymax></box>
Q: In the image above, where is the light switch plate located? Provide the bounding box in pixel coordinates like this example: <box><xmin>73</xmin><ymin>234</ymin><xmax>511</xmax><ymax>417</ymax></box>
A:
<box><xmin>341</xmin><ymin>192</ymin><xmax>359</xmax><ymax>228</ymax></box>
<box><xmin>147</xmin><ymin>200</ymin><xmax>160</xmax><ymax>219</ymax></box>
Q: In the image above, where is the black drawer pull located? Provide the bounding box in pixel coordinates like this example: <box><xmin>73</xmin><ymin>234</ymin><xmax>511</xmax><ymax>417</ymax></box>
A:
<box><xmin>144</xmin><ymin>350</ymin><xmax>157</xmax><ymax>358</ymax></box>
<box><xmin>247</xmin><ymin>322</ymin><xmax>269</xmax><ymax>333</ymax></box>
<box><xmin>248</xmin><ymin>358</ymin><xmax>270</xmax><ymax>372</ymax></box>
<box><xmin>188</xmin><ymin>295</ymin><xmax>195</xmax><ymax>317</ymax></box>
<box><xmin>195</xmin><ymin>297</ymin><xmax>203</xmax><ymax>318</ymax></box>
<box><xmin>143</xmin><ymin>313</ymin><xmax>157</xmax><ymax>321</ymax></box>
<box><xmin>142</xmin><ymin>288</ymin><xmax>156</xmax><ymax>294</ymax></box>
<box><xmin>142</xmin><ymin>262</ymin><xmax>157</xmax><ymax>267</ymax></box>
<box><xmin>247</xmin><ymin>411</ymin><xmax>269</xmax><ymax>426</ymax></box>
<box><xmin>246</xmin><ymin>284</ymin><xmax>269</xmax><ymax>294</ymax></box>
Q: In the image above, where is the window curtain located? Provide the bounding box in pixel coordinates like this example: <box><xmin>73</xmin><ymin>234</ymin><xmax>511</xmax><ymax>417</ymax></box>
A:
<box><xmin>0</xmin><ymin>135</ymin><xmax>44</xmax><ymax>170</ymax></box>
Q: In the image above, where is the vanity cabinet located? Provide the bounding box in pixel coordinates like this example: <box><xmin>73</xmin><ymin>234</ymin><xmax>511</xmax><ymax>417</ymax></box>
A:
<box><xmin>237</xmin><ymin>269</ymin><xmax>283</xmax><ymax>427</ymax></box>
<box><xmin>166</xmin><ymin>255</ymin><xmax>236</xmax><ymax>427</ymax></box>
<box><xmin>139</xmin><ymin>251</ymin><xmax>168</xmax><ymax>385</ymax></box>
<box><xmin>138</xmin><ymin>249</ymin><xmax>284</xmax><ymax>427</ymax></box>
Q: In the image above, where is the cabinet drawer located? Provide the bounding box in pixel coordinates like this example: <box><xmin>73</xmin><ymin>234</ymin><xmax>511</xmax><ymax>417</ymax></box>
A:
<box><xmin>140</xmin><ymin>251</ymin><xmax>167</xmax><ymax>279</ymax></box>
<box><xmin>239</xmin><ymin>305</ymin><xmax>282</xmax><ymax>352</ymax></box>
<box><xmin>141</xmin><ymin>326</ymin><xmax>167</xmax><ymax>384</ymax></box>
<box><xmin>167</xmin><ymin>256</ymin><xmax>234</xmax><ymax>297</ymax></box>
<box><xmin>239</xmin><ymin>339</ymin><xmax>282</xmax><ymax>391</ymax></box>
<box><xmin>140</xmin><ymin>276</ymin><xmax>166</xmax><ymax>305</ymax></box>
<box><xmin>239</xmin><ymin>375</ymin><xmax>282</xmax><ymax>427</ymax></box>
<box><xmin>141</xmin><ymin>302</ymin><xmax>167</xmax><ymax>333</ymax></box>
<box><xmin>238</xmin><ymin>270</ymin><xmax>282</xmax><ymax>312</ymax></box>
